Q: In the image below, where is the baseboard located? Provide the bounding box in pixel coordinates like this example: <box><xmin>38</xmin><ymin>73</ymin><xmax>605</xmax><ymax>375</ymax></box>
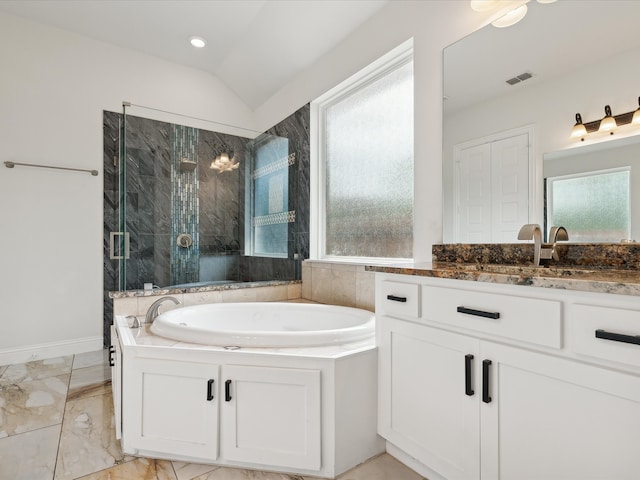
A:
<box><xmin>0</xmin><ymin>336</ymin><xmax>103</xmax><ymax>365</ymax></box>
<box><xmin>385</xmin><ymin>441</ymin><xmax>446</xmax><ymax>480</ymax></box>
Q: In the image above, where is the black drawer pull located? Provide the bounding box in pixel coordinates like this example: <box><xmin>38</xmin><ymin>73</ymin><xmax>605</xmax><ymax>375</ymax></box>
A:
<box><xmin>457</xmin><ymin>306</ymin><xmax>500</xmax><ymax>319</ymax></box>
<box><xmin>207</xmin><ymin>379</ymin><xmax>215</xmax><ymax>401</ymax></box>
<box><xmin>595</xmin><ymin>329</ymin><xmax>640</xmax><ymax>346</ymax></box>
<box><xmin>387</xmin><ymin>294</ymin><xmax>407</xmax><ymax>303</ymax></box>
<box><xmin>225</xmin><ymin>379</ymin><xmax>232</xmax><ymax>402</ymax></box>
<box><xmin>465</xmin><ymin>354</ymin><xmax>474</xmax><ymax>396</ymax></box>
<box><xmin>482</xmin><ymin>359</ymin><xmax>492</xmax><ymax>404</ymax></box>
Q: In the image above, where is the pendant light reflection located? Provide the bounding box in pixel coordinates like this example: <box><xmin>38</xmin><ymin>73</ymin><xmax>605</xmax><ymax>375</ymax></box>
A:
<box><xmin>470</xmin><ymin>0</ymin><xmax>500</xmax><ymax>12</ymax></box>
<box><xmin>210</xmin><ymin>152</ymin><xmax>239</xmax><ymax>173</ymax></box>
<box><xmin>598</xmin><ymin>105</ymin><xmax>617</xmax><ymax>132</ymax></box>
<box><xmin>492</xmin><ymin>4</ymin><xmax>528</xmax><ymax>28</ymax></box>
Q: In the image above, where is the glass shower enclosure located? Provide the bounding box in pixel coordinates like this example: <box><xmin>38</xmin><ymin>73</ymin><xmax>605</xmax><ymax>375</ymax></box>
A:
<box><xmin>108</xmin><ymin>107</ymin><xmax>293</xmax><ymax>292</ymax></box>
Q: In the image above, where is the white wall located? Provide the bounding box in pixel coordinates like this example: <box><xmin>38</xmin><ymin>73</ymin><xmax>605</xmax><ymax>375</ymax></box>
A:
<box><xmin>0</xmin><ymin>2</ymin><xmax>495</xmax><ymax>364</ymax></box>
<box><xmin>0</xmin><ymin>12</ymin><xmax>254</xmax><ymax>364</ymax></box>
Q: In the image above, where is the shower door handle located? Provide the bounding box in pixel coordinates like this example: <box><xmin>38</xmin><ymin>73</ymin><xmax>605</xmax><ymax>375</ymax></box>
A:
<box><xmin>109</xmin><ymin>232</ymin><xmax>130</xmax><ymax>260</ymax></box>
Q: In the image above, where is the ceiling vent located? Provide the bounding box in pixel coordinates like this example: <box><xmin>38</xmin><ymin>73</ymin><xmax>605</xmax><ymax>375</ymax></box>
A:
<box><xmin>506</xmin><ymin>72</ymin><xmax>534</xmax><ymax>86</ymax></box>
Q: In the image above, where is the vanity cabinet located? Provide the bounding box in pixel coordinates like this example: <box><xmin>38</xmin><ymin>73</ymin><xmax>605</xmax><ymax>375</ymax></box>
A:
<box><xmin>377</xmin><ymin>274</ymin><xmax>640</xmax><ymax>480</ymax></box>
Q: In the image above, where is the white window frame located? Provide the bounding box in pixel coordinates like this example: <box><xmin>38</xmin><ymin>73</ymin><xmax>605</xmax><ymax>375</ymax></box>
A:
<box><xmin>310</xmin><ymin>38</ymin><xmax>414</xmax><ymax>263</ymax></box>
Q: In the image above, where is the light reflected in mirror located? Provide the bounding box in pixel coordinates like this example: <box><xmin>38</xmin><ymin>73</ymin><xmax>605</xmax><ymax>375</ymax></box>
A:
<box><xmin>443</xmin><ymin>0</ymin><xmax>640</xmax><ymax>243</ymax></box>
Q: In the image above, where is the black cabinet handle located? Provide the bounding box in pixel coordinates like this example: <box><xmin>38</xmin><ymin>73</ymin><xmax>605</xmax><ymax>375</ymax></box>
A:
<box><xmin>387</xmin><ymin>295</ymin><xmax>407</xmax><ymax>303</ymax></box>
<box><xmin>465</xmin><ymin>354</ymin><xmax>474</xmax><ymax>396</ymax></box>
<box><xmin>108</xmin><ymin>346</ymin><xmax>115</xmax><ymax>367</ymax></box>
<box><xmin>457</xmin><ymin>306</ymin><xmax>500</xmax><ymax>320</ymax></box>
<box><xmin>595</xmin><ymin>329</ymin><xmax>640</xmax><ymax>346</ymax></box>
<box><xmin>482</xmin><ymin>359</ymin><xmax>492</xmax><ymax>403</ymax></box>
<box><xmin>207</xmin><ymin>379</ymin><xmax>215</xmax><ymax>401</ymax></box>
<box><xmin>225</xmin><ymin>379</ymin><xmax>232</xmax><ymax>402</ymax></box>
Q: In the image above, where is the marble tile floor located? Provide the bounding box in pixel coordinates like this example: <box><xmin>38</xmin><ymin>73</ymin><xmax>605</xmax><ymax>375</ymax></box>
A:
<box><xmin>0</xmin><ymin>350</ymin><xmax>426</xmax><ymax>480</ymax></box>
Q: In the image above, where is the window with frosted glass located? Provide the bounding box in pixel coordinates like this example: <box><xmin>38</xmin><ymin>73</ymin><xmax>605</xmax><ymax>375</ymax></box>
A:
<box><xmin>249</xmin><ymin>134</ymin><xmax>290</xmax><ymax>257</ymax></box>
<box><xmin>323</xmin><ymin>60</ymin><xmax>414</xmax><ymax>259</ymax></box>
<box><xmin>546</xmin><ymin>168</ymin><xmax>630</xmax><ymax>242</ymax></box>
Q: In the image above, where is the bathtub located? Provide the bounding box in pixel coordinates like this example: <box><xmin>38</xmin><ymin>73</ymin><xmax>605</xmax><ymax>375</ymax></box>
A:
<box><xmin>149</xmin><ymin>302</ymin><xmax>375</xmax><ymax>347</ymax></box>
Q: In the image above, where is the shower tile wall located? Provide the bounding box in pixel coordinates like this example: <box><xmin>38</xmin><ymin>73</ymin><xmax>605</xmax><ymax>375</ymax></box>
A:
<box><xmin>103</xmin><ymin>105</ymin><xmax>310</xmax><ymax>347</ymax></box>
<box><xmin>238</xmin><ymin>104</ymin><xmax>311</xmax><ymax>281</ymax></box>
<box><xmin>171</xmin><ymin>125</ymin><xmax>200</xmax><ymax>285</ymax></box>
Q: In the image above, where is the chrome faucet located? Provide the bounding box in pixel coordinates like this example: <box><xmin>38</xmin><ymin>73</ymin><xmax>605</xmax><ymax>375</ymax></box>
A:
<box><xmin>547</xmin><ymin>226</ymin><xmax>569</xmax><ymax>261</ymax></box>
<box><xmin>145</xmin><ymin>296</ymin><xmax>180</xmax><ymax>324</ymax></box>
<box><xmin>518</xmin><ymin>224</ymin><xmax>569</xmax><ymax>266</ymax></box>
<box><xmin>518</xmin><ymin>224</ymin><xmax>543</xmax><ymax>266</ymax></box>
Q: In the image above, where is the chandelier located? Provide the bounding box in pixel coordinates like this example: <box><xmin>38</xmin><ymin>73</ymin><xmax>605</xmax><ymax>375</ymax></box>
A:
<box><xmin>210</xmin><ymin>152</ymin><xmax>239</xmax><ymax>173</ymax></box>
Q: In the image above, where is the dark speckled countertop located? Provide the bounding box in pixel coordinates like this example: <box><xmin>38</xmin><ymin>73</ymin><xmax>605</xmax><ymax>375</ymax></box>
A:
<box><xmin>366</xmin><ymin>243</ymin><xmax>640</xmax><ymax>297</ymax></box>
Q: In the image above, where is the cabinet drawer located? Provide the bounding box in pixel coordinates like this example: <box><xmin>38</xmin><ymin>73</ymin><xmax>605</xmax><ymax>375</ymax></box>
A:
<box><xmin>569</xmin><ymin>304</ymin><xmax>640</xmax><ymax>368</ymax></box>
<box><xmin>378</xmin><ymin>280</ymin><xmax>420</xmax><ymax>319</ymax></box>
<box><xmin>422</xmin><ymin>285</ymin><xmax>562</xmax><ymax>348</ymax></box>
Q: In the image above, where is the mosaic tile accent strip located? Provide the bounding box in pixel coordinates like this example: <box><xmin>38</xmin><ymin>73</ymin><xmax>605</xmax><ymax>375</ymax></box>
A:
<box><xmin>171</xmin><ymin>125</ymin><xmax>200</xmax><ymax>285</ymax></box>
<box><xmin>253</xmin><ymin>153</ymin><xmax>296</xmax><ymax>179</ymax></box>
<box><xmin>253</xmin><ymin>211</ymin><xmax>296</xmax><ymax>227</ymax></box>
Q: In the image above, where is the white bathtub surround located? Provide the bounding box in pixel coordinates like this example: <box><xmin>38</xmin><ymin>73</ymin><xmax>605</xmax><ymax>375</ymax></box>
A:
<box><xmin>301</xmin><ymin>261</ymin><xmax>375</xmax><ymax>311</ymax></box>
<box><xmin>150</xmin><ymin>303</ymin><xmax>374</xmax><ymax>348</ymax></box>
<box><xmin>113</xmin><ymin>304</ymin><xmax>384</xmax><ymax>479</ymax></box>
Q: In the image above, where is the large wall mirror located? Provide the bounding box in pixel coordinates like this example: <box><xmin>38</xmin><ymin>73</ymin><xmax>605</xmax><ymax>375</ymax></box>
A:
<box><xmin>443</xmin><ymin>0</ymin><xmax>640</xmax><ymax>243</ymax></box>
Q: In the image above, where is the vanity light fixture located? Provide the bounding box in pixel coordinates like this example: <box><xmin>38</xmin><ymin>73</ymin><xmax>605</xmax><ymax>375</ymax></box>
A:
<box><xmin>210</xmin><ymin>152</ymin><xmax>239</xmax><ymax>173</ymax></box>
<box><xmin>570</xmin><ymin>99</ymin><xmax>640</xmax><ymax>140</ymax></box>
<box><xmin>189</xmin><ymin>36</ymin><xmax>206</xmax><ymax>48</ymax></box>
<box><xmin>570</xmin><ymin>114</ymin><xmax>587</xmax><ymax>139</ymax></box>
<box><xmin>598</xmin><ymin>105</ymin><xmax>617</xmax><ymax>132</ymax></box>
<box><xmin>632</xmin><ymin>97</ymin><xmax>640</xmax><ymax>124</ymax></box>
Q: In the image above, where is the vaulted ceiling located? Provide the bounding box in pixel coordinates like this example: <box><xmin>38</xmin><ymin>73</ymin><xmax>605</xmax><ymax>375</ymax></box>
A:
<box><xmin>0</xmin><ymin>0</ymin><xmax>388</xmax><ymax>109</ymax></box>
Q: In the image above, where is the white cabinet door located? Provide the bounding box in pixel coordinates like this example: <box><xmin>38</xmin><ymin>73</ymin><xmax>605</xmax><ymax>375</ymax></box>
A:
<box><xmin>378</xmin><ymin>317</ymin><xmax>481</xmax><ymax>480</ymax></box>
<box><xmin>129</xmin><ymin>358</ymin><xmax>219</xmax><ymax>459</ymax></box>
<box><xmin>221</xmin><ymin>364</ymin><xmax>321</xmax><ymax>471</ymax></box>
<box><xmin>109</xmin><ymin>326</ymin><xmax>122</xmax><ymax>440</ymax></box>
<box><xmin>480</xmin><ymin>342</ymin><xmax>640</xmax><ymax>480</ymax></box>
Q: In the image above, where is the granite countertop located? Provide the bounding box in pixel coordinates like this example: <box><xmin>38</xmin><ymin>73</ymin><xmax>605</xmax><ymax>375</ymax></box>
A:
<box><xmin>365</xmin><ymin>261</ymin><xmax>640</xmax><ymax>297</ymax></box>
<box><xmin>109</xmin><ymin>279</ymin><xmax>300</xmax><ymax>299</ymax></box>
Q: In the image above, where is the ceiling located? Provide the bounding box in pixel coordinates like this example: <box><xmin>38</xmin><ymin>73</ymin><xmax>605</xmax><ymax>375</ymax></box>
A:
<box><xmin>0</xmin><ymin>0</ymin><xmax>388</xmax><ymax>109</ymax></box>
<box><xmin>444</xmin><ymin>0</ymin><xmax>640</xmax><ymax>115</ymax></box>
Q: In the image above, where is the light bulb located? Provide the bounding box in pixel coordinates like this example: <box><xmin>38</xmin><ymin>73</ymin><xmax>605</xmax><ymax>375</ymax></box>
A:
<box><xmin>189</xmin><ymin>36</ymin><xmax>206</xmax><ymax>48</ymax></box>
<box><xmin>598</xmin><ymin>105</ymin><xmax>617</xmax><ymax>132</ymax></box>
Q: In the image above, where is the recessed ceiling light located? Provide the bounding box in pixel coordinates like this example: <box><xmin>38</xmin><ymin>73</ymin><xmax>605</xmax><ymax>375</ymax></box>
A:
<box><xmin>189</xmin><ymin>36</ymin><xmax>206</xmax><ymax>48</ymax></box>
